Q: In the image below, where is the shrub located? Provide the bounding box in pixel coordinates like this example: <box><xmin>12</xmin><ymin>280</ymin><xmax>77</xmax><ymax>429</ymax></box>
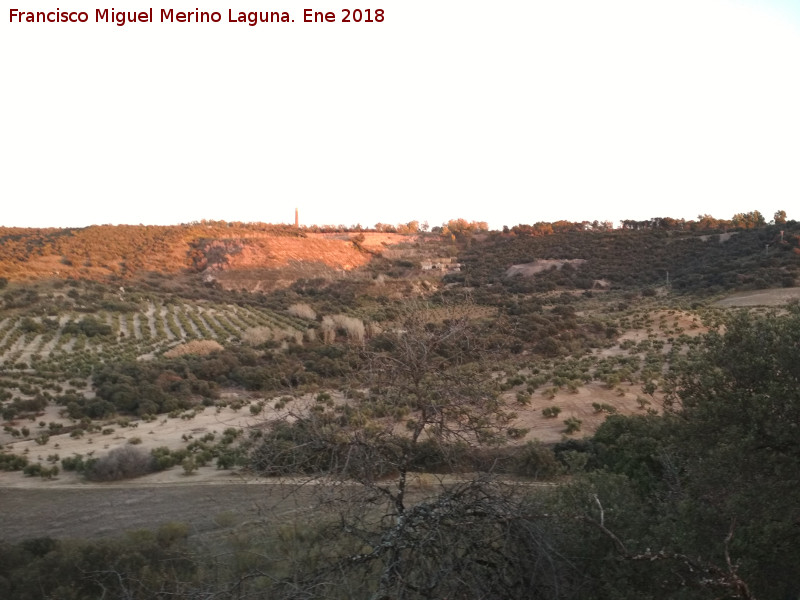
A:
<box><xmin>23</xmin><ymin>463</ymin><xmax>43</xmax><ymax>477</ymax></box>
<box><xmin>23</xmin><ymin>463</ymin><xmax>57</xmax><ymax>478</ymax></box>
<box><xmin>541</xmin><ymin>406</ymin><xmax>561</xmax><ymax>418</ymax></box>
<box><xmin>321</xmin><ymin>314</ymin><xmax>366</xmax><ymax>344</ymax></box>
<box><xmin>182</xmin><ymin>457</ymin><xmax>198</xmax><ymax>475</ymax></box>
<box><xmin>563</xmin><ymin>417</ymin><xmax>582</xmax><ymax>434</ymax></box>
<box><xmin>61</xmin><ymin>455</ymin><xmax>86</xmax><ymax>472</ymax></box>
<box><xmin>62</xmin><ymin>316</ymin><xmax>112</xmax><ymax>337</ymax></box>
<box><xmin>287</xmin><ymin>303</ymin><xmax>317</xmax><ymax>320</ymax></box>
<box><xmin>151</xmin><ymin>446</ymin><xmax>178</xmax><ymax>471</ymax></box>
<box><xmin>0</xmin><ymin>451</ymin><xmax>29</xmax><ymax>471</ymax></box>
<box><xmin>513</xmin><ymin>441</ymin><xmax>561</xmax><ymax>479</ymax></box>
<box><xmin>85</xmin><ymin>446</ymin><xmax>155</xmax><ymax>481</ymax></box>
<box><xmin>242</xmin><ymin>326</ymin><xmax>273</xmax><ymax>346</ymax></box>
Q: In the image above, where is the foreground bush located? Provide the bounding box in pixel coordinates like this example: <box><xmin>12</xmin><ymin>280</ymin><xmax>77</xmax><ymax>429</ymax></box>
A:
<box><xmin>84</xmin><ymin>446</ymin><xmax>155</xmax><ymax>481</ymax></box>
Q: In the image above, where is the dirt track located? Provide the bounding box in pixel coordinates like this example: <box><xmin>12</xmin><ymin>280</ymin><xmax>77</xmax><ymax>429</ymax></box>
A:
<box><xmin>0</xmin><ymin>478</ymin><xmax>317</xmax><ymax>543</ymax></box>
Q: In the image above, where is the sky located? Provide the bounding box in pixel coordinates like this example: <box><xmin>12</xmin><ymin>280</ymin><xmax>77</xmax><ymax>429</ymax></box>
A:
<box><xmin>2</xmin><ymin>0</ymin><xmax>799</xmax><ymax>230</ymax></box>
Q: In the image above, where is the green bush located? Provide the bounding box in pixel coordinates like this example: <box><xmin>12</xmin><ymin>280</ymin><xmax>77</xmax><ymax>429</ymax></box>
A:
<box><xmin>563</xmin><ymin>417</ymin><xmax>582</xmax><ymax>434</ymax></box>
<box><xmin>513</xmin><ymin>441</ymin><xmax>561</xmax><ymax>479</ymax></box>
<box><xmin>0</xmin><ymin>451</ymin><xmax>28</xmax><ymax>471</ymax></box>
<box><xmin>542</xmin><ymin>406</ymin><xmax>561</xmax><ymax>418</ymax></box>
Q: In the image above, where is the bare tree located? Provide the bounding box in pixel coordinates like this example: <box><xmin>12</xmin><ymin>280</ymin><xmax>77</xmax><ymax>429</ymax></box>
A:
<box><xmin>248</xmin><ymin>301</ymin><xmax>560</xmax><ymax>599</ymax></box>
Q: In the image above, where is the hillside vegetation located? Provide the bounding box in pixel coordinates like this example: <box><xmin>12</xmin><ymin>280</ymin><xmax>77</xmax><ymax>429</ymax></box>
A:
<box><xmin>0</xmin><ymin>216</ymin><xmax>799</xmax><ymax>599</ymax></box>
<box><xmin>0</xmin><ymin>223</ymin><xmax>408</xmax><ymax>289</ymax></box>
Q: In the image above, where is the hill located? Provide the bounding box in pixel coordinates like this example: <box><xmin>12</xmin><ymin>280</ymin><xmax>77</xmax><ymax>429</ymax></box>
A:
<box><xmin>1</xmin><ymin>219</ymin><xmax>800</xmax><ymax>599</ymax></box>
<box><xmin>0</xmin><ymin>224</ymin><xmax>412</xmax><ymax>290</ymax></box>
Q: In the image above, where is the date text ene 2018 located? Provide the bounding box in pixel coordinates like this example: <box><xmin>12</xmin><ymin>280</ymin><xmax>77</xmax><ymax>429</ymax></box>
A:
<box><xmin>304</xmin><ymin>9</ymin><xmax>385</xmax><ymax>23</ymax></box>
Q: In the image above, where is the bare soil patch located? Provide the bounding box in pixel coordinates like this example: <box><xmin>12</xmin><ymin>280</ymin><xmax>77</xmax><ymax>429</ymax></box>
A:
<box><xmin>505</xmin><ymin>259</ymin><xmax>586</xmax><ymax>278</ymax></box>
<box><xmin>697</xmin><ymin>231</ymin><xmax>739</xmax><ymax>243</ymax></box>
<box><xmin>511</xmin><ymin>382</ymin><xmax>652</xmax><ymax>444</ymax></box>
<box><xmin>0</xmin><ymin>391</ymin><xmax>321</xmax><ymax>473</ymax></box>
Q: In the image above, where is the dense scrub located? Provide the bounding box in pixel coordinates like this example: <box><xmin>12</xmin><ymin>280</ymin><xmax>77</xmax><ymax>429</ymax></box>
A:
<box><xmin>452</xmin><ymin>223</ymin><xmax>800</xmax><ymax>297</ymax></box>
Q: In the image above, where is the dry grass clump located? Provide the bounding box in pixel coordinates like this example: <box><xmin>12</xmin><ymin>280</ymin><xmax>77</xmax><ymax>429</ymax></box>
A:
<box><xmin>164</xmin><ymin>339</ymin><xmax>224</xmax><ymax>358</ymax></box>
<box><xmin>242</xmin><ymin>326</ymin><xmax>273</xmax><ymax>346</ymax></box>
<box><xmin>287</xmin><ymin>303</ymin><xmax>317</xmax><ymax>320</ymax></box>
<box><xmin>321</xmin><ymin>314</ymin><xmax>366</xmax><ymax>344</ymax></box>
<box><xmin>321</xmin><ymin>316</ymin><xmax>336</xmax><ymax>344</ymax></box>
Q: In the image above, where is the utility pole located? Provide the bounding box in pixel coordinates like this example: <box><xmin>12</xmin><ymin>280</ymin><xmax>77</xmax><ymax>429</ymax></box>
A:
<box><xmin>295</xmin><ymin>208</ymin><xmax>299</xmax><ymax>228</ymax></box>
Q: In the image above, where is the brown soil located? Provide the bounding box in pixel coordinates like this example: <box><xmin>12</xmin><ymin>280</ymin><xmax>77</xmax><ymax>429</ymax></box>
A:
<box><xmin>505</xmin><ymin>259</ymin><xmax>586</xmax><ymax>278</ymax></box>
<box><xmin>208</xmin><ymin>233</ymin><xmax>410</xmax><ymax>291</ymax></box>
<box><xmin>0</xmin><ymin>226</ymin><xmax>410</xmax><ymax>284</ymax></box>
<box><xmin>511</xmin><ymin>381</ymin><xmax>655</xmax><ymax>444</ymax></box>
<box><xmin>0</xmin><ymin>393</ymin><xmax>315</xmax><ymax>457</ymax></box>
<box><xmin>0</xmin><ymin>477</ymin><xmax>318</xmax><ymax>543</ymax></box>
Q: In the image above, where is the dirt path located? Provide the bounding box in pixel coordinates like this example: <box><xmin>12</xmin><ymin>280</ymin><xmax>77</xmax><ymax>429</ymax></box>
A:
<box><xmin>0</xmin><ymin>477</ymin><xmax>318</xmax><ymax>543</ymax></box>
<box><xmin>0</xmin><ymin>468</ymin><xmax>483</xmax><ymax>545</ymax></box>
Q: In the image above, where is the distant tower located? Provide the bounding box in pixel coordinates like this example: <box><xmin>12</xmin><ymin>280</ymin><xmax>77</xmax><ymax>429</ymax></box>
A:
<box><xmin>295</xmin><ymin>208</ymin><xmax>299</xmax><ymax>228</ymax></box>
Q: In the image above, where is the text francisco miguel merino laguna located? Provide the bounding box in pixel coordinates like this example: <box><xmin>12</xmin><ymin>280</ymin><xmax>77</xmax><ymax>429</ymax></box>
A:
<box><xmin>9</xmin><ymin>8</ymin><xmax>386</xmax><ymax>26</ymax></box>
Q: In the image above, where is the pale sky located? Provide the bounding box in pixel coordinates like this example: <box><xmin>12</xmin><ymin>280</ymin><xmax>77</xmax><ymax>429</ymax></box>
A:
<box><xmin>2</xmin><ymin>0</ymin><xmax>799</xmax><ymax>229</ymax></box>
